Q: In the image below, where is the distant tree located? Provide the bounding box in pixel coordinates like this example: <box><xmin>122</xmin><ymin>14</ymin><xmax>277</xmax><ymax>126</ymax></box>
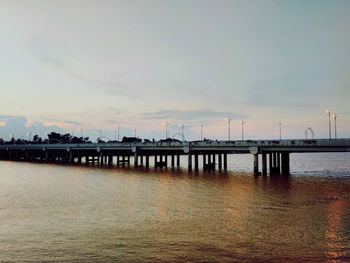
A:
<box><xmin>46</xmin><ymin>132</ymin><xmax>90</xmax><ymax>144</ymax></box>
<box><xmin>33</xmin><ymin>135</ymin><xmax>40</xmax><ymax>143</ymax></box>
<box><xmin>159</xmin><ymin>138</ymin><xmax>181</xmax><ymax>143</ymax></box>
<box><xmin>121</xmin><ymin>136</ymin><xmax>142</xmax><ymax>143</ymax></box>
<box><xmin>0</xmin><ymin>138</ymin><xmax>4</xmax><ymax>144</ymax></box>
<box><xmin>47</xmin><ymin>132</ymin><xmax>63</xmax><ymax>144</ymax></box>
<box><xmin>70</xmin><ymin>136</ymin><xmax>88</xmax><ymax>143</ymax></box>
<box><xmin>15</xmin><ymin>139</ymin><xmax>24</xmax><ymax>144</ymax></box>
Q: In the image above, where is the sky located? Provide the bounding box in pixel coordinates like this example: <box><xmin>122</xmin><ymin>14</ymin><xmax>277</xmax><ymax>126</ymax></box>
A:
<box><xmin>0</xmin><ymin>0</ymin><xmax>349</xmax><ymax>141</ymax></box>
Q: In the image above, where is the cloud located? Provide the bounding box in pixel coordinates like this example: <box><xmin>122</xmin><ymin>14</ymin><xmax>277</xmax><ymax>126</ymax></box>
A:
<box><xmin>0</xmin><ymin>116</ymin><xmax>68</xmax><ymax>139</ymax></box>
<box><xmin>100</xmin><ymin>107</ymin><xmax>122</xmax><ymax>115</ymax></box>
<box><xmin>28</xmin><ymin>41</ymin><xmax>136</xmax><ymax>99</ymax></box>
<box><xmin>0</xmin><ymin>114</ymin><xmax>20</xmax><ymax>120</ymax></box>
<box><xmin>141</xmin><ymin>109</ymin><xmax>247</xmax><ymax>121</ymax></box>
<box><xmin>39</xmin><ymin>117</ymin><xmax>82</xmax><ymax>126</ymax></box>
<box><xmin>248</xmin><ymin>92</ymin><xmax>316</xmax><ymax>109</ymax></box>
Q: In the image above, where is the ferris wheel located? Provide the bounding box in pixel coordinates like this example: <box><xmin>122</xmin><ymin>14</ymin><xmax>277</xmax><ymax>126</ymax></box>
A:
<box><xmin>305</xmin><ymin>127</ymin><xmax>315</xmax><ymax>139</ymax></box>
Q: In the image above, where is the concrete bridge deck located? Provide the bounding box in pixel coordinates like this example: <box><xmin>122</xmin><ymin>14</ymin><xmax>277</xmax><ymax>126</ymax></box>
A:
<box><xmin>1</xmin><ymin>139</ymin><xmax>349</xmax><ymax>175</ymax></box>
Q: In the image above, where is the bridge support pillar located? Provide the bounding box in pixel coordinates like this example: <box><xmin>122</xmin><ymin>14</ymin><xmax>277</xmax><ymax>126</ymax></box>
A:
<box><xmin>272</xmin><ymin>153</ymin><xmax>276</xmax><ymax>172</ymax></box>
<box><xmin>270</xmin><ymin>152</ymin><xmax>279</xmax><ymax>175</ymax></box>
<box><xmin>281</xmin><ymin>152</ymin><xmax>290</xmax><ymax>175</ymax></box>
<box><xmin>223</xmin><ymin>154</ymin><xmax>227</xmax><ymax>171</ymax></box>
<box><xmin>194</xmin><ymin>154</ymin><xmax>199</xmax><ymax>171</ymax></box>
<box><xmin>145</xmin><ymin>155</ymin><xmax>149</xmax><ymax>168</ymax></box>
<box><xmin>154</xmin><ymin>155</ymin><xmax>158</xmax><ymax>167</ymax></box>
<box><xmin>134</xmin><ymin>152</ymin><xmax>138</xmax><ymax>167</ymax></box>
<box><xmin>188</xmin><ymin>153</ymin><xmax>192</xmax><ymax>171</ymax></box>
<box><xmin>108</xmin><ymin>153</ymin><xmax>113</xmax><ymax>166</ymax></box>
<box><xmin>262</xmin><ymin>153</ymin><xmax>267</xmax><ymax>175</ymax></box>
<box><xmin>140</xmin><ymin>154</ymin><xmax>144</xmax><ymax>166</ymax></box>
<box><xmin>276</xmin><ymin>153</ymin><xmax>281</xmax><ymax>174</ymax></box>
<box><xmin>69</xmin><ymin>151</ymin><xmax>74</xmax><ymax>164</ymax></box>
<box><xmin>164</xmin><ymin>155</ymin><xmax>168</xmax><ymax>167</ymax></box>
<box><xmin>218</xmin><ymin>154</ymin><xmax>222</xmax><ymax>171</ymax></box>
<box><xmin>177</xmin><ymin>154</ymin><xmax>180</xmax><ymax>167</ymax></box>
<box><xmin>99</xmin><ymin>152</ymin><xmax>104</xmax><ymax>165</ymax></box>
<box><xmin>212</xmin><ymin>154</ymin><xmax>216</xmax><ymax>170</ymax></box>
<box><xmin>253</xmin><ymin>154</ymin><xmax>259</xmax><ymax>175</ymax></box>
<box><xmin>171</xmin><ymin>155</ymin><xmax>175</xmax><ymax>168</ymax></box>
<box><xmin>77</xmin><ymin>152</ymin><xmax>82</xmax><ymax>164</ymax></box>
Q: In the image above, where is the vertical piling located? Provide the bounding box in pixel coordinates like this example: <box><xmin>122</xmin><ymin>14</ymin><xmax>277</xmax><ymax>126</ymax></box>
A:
<box><xmin>69</xmin><ymin>151</ymin><xmax>74</xmax><ymax>164</ymax></box>
<box><xmin>223</xmin><ymin>153</ymin><xmax>228</xmax><ymax>171</ymax></box>
<box><xmin>188</xmin><ymin>153</ymin><xmax>192</xmax><ymax>171</ymax></box>
<box><xmin>269</xmin><ymin>153</ymin><xmax>273</xmax><ymax>174</ymax></box>
<box><xmin>134</xmin><ymin>152</ymin><xmax>138</xmax><ymax>167</ymax></box>
<box><xmin>218</xmin><ymin>154</ymin><xmax>222</xmax><ymax>171</ymax></box>
<box><xmin>262</xmin><ymin>153</ymin><xmax>267</xmax><ymax>175</ymax></box>
<box><xmin>276</xmin><ymin>152</ymin><xmax>281</xmax><ymax>174</ymax></box>
<box><xmin>171</xmin><ymin>155</ymin><xmax>175</xmax><ymax>168</ymax></box>
<box><xmin>212</xmin><ymin>154</ymin><xmax>216</xmax><ymax>170</ymax></box>
<box><xmin>253</xmin><ymin>154</ymin><xmax>259</xmax><ymax>175</ymax></box>
<box><xmin>281</xmin><ymin>152</ymin><xmax>290</xmax><ymax>175</ymax></box>
<box><xmin>194</xmin><ymin>154</ymin><xmax>199</xmax><ymax>171</ymax></box>
<box><xmin>146</xmin><ymin>155</ymin><xmax>149</xmax><ymax>168</ymax></box>
<box><xmin>108</xmin><ymin>153</ymin><xmax>113</xmax><ymax>166</ymax></box>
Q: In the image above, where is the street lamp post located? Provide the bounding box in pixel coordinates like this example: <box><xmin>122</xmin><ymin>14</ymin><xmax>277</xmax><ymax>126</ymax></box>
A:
<box><xmin>333</xmin><ymin>114</ymin><xmax>338</xmax><ymax>139</ymax></box>
<box><xmin>240</xmin><ymin>120</ymin><xmax>246</xmax><ymax>141</ymax></box>
<box><xmin>97</xmin><ymin>130</ymin><xmax>102</xmax><ymax>142</ymax></box>
<box><xmin>279</xmin><ymin>122</ymin><xmax>282</xmax><ymax>140</ymax></box>
<box><xmin>180</xmin><ymin>124</ymin><xmax>184</xmax><ymax>141</ymax></box>
<box><xmin>117</xmin><ymin>126</ymin><xmax>120</xmax><ymax>141</ymax></box>
<box><xmin>165</xmin><ymin>121</ymin><xmax>171</xmax><ymax>139</ymax></box>
<box><xmin>226</xmin><ymin>117</ymin><xmax>231</xmax><ymax>141</ymax></box>
<box><xmin>326</xmin><ymin>109</ymin><xmax>331</xmax><ymax>139</ymax></box>
<box><xmin>200</xmin><ymin>124</ymin><xmax>203</xmax><ymax>141</ymax></box>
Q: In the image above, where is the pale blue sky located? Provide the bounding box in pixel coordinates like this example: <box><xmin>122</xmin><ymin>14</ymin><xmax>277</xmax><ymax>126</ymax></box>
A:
<box><xmin>0</xmin><ymin>0</ymin><xmax>349</xmax><ymax>141</ymax></box>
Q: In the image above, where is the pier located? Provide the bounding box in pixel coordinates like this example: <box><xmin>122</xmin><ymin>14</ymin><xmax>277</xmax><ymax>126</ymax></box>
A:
<box><xmin>0</xmin><ymin>139</ymin><xmax>349</xmax><ymax>175</ymax></box>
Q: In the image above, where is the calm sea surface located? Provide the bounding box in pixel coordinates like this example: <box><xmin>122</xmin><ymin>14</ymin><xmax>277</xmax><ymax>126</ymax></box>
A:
<box><xmin>1</xmin><ymin>153</ymin><xmax>350</xmax><ymax>262</ymax></box>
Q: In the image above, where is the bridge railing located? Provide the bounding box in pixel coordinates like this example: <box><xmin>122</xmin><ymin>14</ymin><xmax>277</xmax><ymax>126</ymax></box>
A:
<box><xmin>0</xmin><ymin>138</ymin><xmax>349</xmax><ymax>149</ymax></box>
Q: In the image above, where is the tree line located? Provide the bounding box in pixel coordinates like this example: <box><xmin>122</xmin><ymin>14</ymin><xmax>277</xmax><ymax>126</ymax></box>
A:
<box><xmin>0</xmin><ymin>132</ymin><xmax>184</xmax><ymax>144</ymax></box>
<box><xmin>0</xmin><ymin>132</ymin><xmax>91</xmax><ymax>145</ymax></box>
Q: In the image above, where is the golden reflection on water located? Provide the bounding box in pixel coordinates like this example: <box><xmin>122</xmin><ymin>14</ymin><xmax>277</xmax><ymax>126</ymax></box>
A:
<box><xmin>325</xmin><ymin>198</ymin><xmax>347</xmax><ymax>262</ymax></box>
<box><xmin>0</xmin><ymin>161</ymin><xmax>350</xmax><ymax>262</ymax></box>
